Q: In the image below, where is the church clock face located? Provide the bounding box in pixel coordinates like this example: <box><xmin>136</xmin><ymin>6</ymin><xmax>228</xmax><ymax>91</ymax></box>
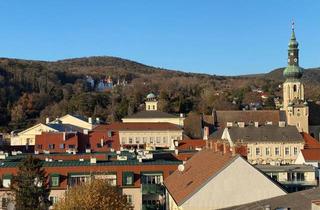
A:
<box><xmin>290</xmin><ymin>52</ymin><xmax>294</xmax><ymax>56</ymax></box>
<box><xmin>294</xmin><ymin>58</ymin><xmax>297</xmax><ymax>62</ymax></box>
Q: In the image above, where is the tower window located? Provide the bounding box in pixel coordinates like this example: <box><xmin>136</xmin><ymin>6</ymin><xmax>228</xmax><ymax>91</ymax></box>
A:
<box><xmin>293</xmin><ymin>85</ymin><xmax>297</xmax><ymax>92</ymax></box>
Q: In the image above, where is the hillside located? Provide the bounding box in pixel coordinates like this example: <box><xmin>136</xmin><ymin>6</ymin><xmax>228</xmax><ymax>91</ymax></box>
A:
<box><xmin>0</xmin><ymin>56</ymin><xmax>319</xmax><ymax>131</ymax></box>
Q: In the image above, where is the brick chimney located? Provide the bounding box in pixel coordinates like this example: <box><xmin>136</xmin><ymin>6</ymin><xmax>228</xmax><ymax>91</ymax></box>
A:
<box><xmin>203</xmin><ymin>126</ymin><xmax>209</xmax><ymax>140</ymax></box>
<box><xmin>222</xmin><ymin>143</ymin><xmax>226</xmax><ymax>154</ymax></box>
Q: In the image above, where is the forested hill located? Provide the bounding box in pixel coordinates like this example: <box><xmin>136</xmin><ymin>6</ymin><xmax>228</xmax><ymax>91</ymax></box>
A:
<box><xmin>0</xmin><ymin>56</ymin><xmax>319</xmax><ymax>132</ymax></box>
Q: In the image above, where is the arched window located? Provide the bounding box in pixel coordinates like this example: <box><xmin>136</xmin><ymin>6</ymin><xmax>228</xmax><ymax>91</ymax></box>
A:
<box><xmin>293</xmin><ymin>85</ymin><xmax>297</xmax><ymax>92</ymax></box>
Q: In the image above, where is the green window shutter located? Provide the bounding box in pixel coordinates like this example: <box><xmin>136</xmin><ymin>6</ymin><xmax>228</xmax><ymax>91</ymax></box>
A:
<box><xmin>50</xmin><ymin>174</ymin><xmax>60</xmax><ymax>187</ymax></box>
<box><xmin>122</xmin><ymin>172</ymin><xmax>134</xmax><ymax>186</ymax></box>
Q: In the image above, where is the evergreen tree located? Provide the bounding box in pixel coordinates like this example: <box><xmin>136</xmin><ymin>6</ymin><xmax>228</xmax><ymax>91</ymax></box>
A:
<box><xmin>10</xmin><ymin>155</ymin><xmax>50</xmax><ymax>210</ymax></box>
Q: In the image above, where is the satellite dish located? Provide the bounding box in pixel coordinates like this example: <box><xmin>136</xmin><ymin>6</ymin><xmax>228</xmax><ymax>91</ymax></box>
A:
<box><xmin>178</xmin><ymin>164</ymin><xmax>185</xmax><ymax>172</ymax></box>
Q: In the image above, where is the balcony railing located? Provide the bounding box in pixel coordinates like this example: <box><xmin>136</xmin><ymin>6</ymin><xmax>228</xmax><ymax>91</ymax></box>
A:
<box><xmin>280</xmin><ymin>180</ymin><xmax>318</xmax><ymax>186</ymax></box>
<box><xmin>141</xmin><ymin>184</ymin><xmax>165</xmax><ymax>195</ymax></box>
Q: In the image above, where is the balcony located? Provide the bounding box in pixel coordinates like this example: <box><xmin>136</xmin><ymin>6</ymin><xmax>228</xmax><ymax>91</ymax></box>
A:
<box><xmin>280</xmin><ymin>180</ymin><xmax>318</xmax><ymax>186</ymax></box>
<box><xmin>141</xmin><ymin>184</ymin><xmax>165</xmax><ymax>195</ymax></box>
<box><xmin>142</xmin><ymin>204</ymin><xmax>165</xmax><ymax>210</ymax></box>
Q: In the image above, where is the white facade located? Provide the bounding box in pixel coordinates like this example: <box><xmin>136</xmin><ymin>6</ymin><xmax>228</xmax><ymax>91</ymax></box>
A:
<box><xmin>167</xmin><ymin>157</ymin><xmax>286</xmax><ymax>210</ymax></box>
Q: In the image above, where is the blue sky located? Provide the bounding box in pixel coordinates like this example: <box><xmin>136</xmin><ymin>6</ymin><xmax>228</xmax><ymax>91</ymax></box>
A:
<box><xmin>0</xmin><ymin>1</ymin><xmax>319</xmax><ymax>75</ymax></box>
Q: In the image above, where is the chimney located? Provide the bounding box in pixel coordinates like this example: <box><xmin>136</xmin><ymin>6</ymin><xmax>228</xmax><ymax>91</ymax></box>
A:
<box><xmin>279</xmin><ymin>121</ymin><xmax>286</xmax><ymax>127</ymax></box>
<box><xmin>90</xmin><ymin>157</ymin><xmax>97</xmax><ymax>164</ymax></box>
<box><xmin>203</xmin><ymin>126</ymin><xmax>209</xmax><ymax>140</ymax></box>
<box><xmin>231</xmin><ymin>146</ymin><xmax>236</xmax><ymax>156</ymax></box>
<box><xmin>100</xmin><ymin>139</ymin><xmax>104</xmax><ymax>147</ymax></box>
<box><xmin>212</xmin><ymin>109</ymin><xmax>217</xmax><ymax>126</ymax></box>
<box><xmin>45</xmin><ymin>117</ymin><xmax>50</xmax><ymax>124</ymax></box>
<box><xmin>214</xmin><ymin>142</ymin><xmax>218</xmax><ymax>152</ymax></box>
<box><xmin>63</xmin><ymin>132</ymin><xmax>66</xmax><ymax>141</ymax></box>
<box><xmin>222</xmin><ymin>143</ymin><xmax>227</xmax><ymax>154</ymax></box>
<box><xmin>174</xmin><ymin>149</ymin><xmax>179</xmax><ymax>155</ymax></box>
<box><xmin>180</xmin><ymin>113</ymin><xmax>184</xmax><ymax>118</ymax></box>
<box><xmin>254</xmin><ymin>122</ymin><xmax>259</xmax><ymax>127</ymax></box>
<box><xmin>88</xmin><ymin>117</ymin><xmax>92</xmax><ymax>124</ymax></box>
<box><xmin>96</xmin><ymin>117</ymin><xmax>100</xmax><ymax>124</ymax></box>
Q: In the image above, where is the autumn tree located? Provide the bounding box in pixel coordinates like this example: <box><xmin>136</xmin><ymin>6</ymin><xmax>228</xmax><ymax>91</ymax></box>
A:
<box><xmin>10</xmin><ymin>155</ymin><xmax>50</xmax><ymax>210</ymax></box>
<box><xmin>54</xmin><ymin>179</ymin><xmax>132</xmax><ymax>210</ymax></box>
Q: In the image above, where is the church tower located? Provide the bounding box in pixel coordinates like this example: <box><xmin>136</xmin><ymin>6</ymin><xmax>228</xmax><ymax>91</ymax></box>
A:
<box><xmin>282</xmin><ymin>22</ymin><xmax>309</xmax><ymax>133</ymax></box>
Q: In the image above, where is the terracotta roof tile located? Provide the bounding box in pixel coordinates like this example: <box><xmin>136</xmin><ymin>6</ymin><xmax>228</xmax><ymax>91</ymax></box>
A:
<box><xmin>301</xmin><ymin>132</ymin><xmax>320</xmax><ymax>149</ymax></box>
<box><xmin>301</xmin><ymin>149</ymin><xmax>320</xmax><ymax>161</ymax></box>
<box><xmin>164</xmin><ymin>149</ymin><xmax>236</xmax><ymax>206</ymax></box>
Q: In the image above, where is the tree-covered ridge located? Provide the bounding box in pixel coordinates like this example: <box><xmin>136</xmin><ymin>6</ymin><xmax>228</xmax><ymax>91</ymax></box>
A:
<box><xmin>0</xmin><ymin>56</ymin><xmax>319</xmax><ymax>132</ymax></box>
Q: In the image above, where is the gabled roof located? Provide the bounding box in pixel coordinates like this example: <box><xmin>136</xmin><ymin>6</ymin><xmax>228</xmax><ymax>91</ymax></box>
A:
<box><xmin>18</xmin><ymin>123</ymin><xmax>58</xmax><ymax>135</ymax></box>
<box><xmin>94</xmin><ymin>122</ymin><xmax>182</xmax><ymax>131</ymax></box>
<box><xmin>222</xmin><ymin>188</ymin><xmax>320</xmax><ymax>210</ymax></box>
<box><xmin>164</xmin><ymin>150</ymin><xmax>238</xmax><ymax>206</ymax></box>
<box><xmin>301</xmin><ymin>149</ymin><xmax>320</xmax><ymax>161</ymax></box>
<box><xmin>123</xmin><ymin>111</ymin><xmax>179</xmax><ymax>119</ymax></box>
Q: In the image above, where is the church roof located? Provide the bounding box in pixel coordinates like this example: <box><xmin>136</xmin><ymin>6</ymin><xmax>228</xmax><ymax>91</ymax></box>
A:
<box><xmin>124</xmin><ymin>110</ymin><xmax>179</xmax><ymax>119</ymax></box>
<box><xmin>214</xmin><ymin>110</ymin><xmax>285</xmax><ymax>127</ymax></box>
<box><xmin>217</xmin><ymin>125</ymin><xmax>304</xmax><ymax>143</ymax></box>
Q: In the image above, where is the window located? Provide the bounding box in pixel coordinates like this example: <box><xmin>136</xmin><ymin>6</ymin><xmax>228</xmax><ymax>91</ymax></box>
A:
<box><xmin>143</xmin><ymin>137</ymin><xmax>147</xmax><ymax>144</ymax></box>
<box><xmin>163</xmin><ymin>137</ymin><xmax>167</xmax><ymax>144</ymax></box>
<box><xmin>126</xmin><ymin>195</ymin><xmax>133</xmax><ymax>204</ymax></box>
<box><xmin>68</xmin><ymin>145</ymin><xmax>75</xmax><ymax>149</ymax></box>
<box><xmin>150</xmin><ymin>137</ymin><xmax>154</xmax><ymax>144</ymax></box>
<box><xmin>293</xmin><ymin>85</ymin><xmax>297</xmax><ymax>92</ymax></box>
<box><xmin>49</xmin><ymin>196</ymin><xmax>58</xmax><ymax>205</ymax></box>
<box><xmin>129</xmin><ymin>138</ymin><xmax>133</xmax><ymax>144</ymax></box>
<box><xmin>141</xmin><ymin>174</ymin><xmax>163</xmax><ymax>184</ymax></box>
<box><xmin>126</xmin><ymin>176</ymin><xmax>133</xmax><ymax>185</ymax></box>
<box><xmin>156</xmin><ymin>137</ymin><xmax>161</xmax><ymax>144</ymax></box>
<box><xmin>97</xmin><ymin>143</ymin><xmax>102</xmax><ymax>148</ymax></box>
<box><xmin>51</xmin><ymin>176</ymin><xmax>59</xmax><ymax>187</ymax></box>
<box><xmin>266</xmin><ymin>148</ymin><xmax>270</xmax><ymax>156</ymax></box>
<box><xmin>287</xmin><ymin>172</ymin><xmax>305</xmax><ymax>181</ymax></box>
<box><xmin>122</xmin><ymin>172</ymin><xmax>134</xmax><ymax>186</ymax></box>
<box><xmin>59</xmin><ymin>144</ymin><xmax>65</xmax><ymax>149</ymax></box>
<box><xmin>256</xmin><ymin>148</ymin><xmax>260</xmax><ymax>156</ymax></box>
<box><xmin>247</xmin><ymin>147</ymin><xmax>251</xmax><ymax>155</ymax></box>
<box><xmin>294</xmin><ymin>147</ymin><xmax>298</xmax><ymax>155</ymax></box>
<box><xmin>37</xmin><ymin>144</ymin><xmax>42</xmax><ymax>149</ymax></box>
<box><xmin>285</xmin><ymin>147</ymin><xmax>290</xmax><ymax>156</ymax></box>
<box><xmin>135</xmin><ymin>137</ymin><xmax>140</xmax><ymax>144</ymax></box>
<box><xmin>148</xmin><ymin>105</ymin><xmax>150</xmax><ymax>110</ymax></box>
<box><xmin>121</xmin><ymin>137</ymin><xmax>126</xmax><ymax>144</ymax></box>
<box><xmin>275</xmin><ymin>147</ymin><xmax>280</xmax><ymax>156</ymax></box>
<box><xmin>152</xmin><ymin>105</ymin><xmax>155</xmax><ymax>110</ymax></box>
<box><xmin>48</xmin><ymin>144</ymin><xmax>55</xmax><ymax>149</ymax></box>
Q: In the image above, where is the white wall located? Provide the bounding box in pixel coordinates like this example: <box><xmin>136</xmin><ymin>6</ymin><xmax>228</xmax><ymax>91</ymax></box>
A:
<box><xmin>180</xmin><ymin>157</ymin><xmax>286</xmax><ymax>210</ymax></box>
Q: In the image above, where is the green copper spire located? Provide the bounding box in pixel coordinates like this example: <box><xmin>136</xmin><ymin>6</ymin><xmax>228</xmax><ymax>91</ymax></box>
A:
<box><xmin>283</xmin><ymin>21</ymin><xmax>303</xmax><ymax>80</ymax></box>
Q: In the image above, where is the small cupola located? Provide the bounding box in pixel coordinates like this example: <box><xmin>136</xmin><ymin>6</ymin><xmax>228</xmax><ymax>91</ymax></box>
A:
<box><xmin>145</xmin><ymin>93</ymin><xmax>158</xmax><ymax>111</ymax></box>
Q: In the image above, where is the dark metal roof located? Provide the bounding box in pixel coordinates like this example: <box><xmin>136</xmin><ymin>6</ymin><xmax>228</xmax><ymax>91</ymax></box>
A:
<box><xmin>255</xmin><ymin>164</ymin><xmax>316</xmax><ymax>173</ymax></box>
<box><xmin>226</xmin><ymin>125</ymin><xmax>304</xmax><ymax>143</ymax></box>
<box><xmin>222</xmin><ymin>188</ymin><xmax>320</xmax><ymax>210</ymax></box>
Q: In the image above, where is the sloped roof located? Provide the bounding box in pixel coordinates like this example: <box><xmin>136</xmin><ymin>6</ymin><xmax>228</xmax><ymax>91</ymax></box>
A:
<box><xmin>301</xmin><ymin>149</ymin><xmax>320</xmax><ymax>161</ymax></box>
<box><xmin>301</xmin><ymin>132</ymin><xmax>320</xmax><ymax>149</ymax></box>
<box><xmin>94</xmin><ymin>122</ymin><xmax>182</xmax><ymax>131</ymax></box>
<box><xmin>124</xmin><ymin>111</ymin><xmax>179</xmax><ymax>119</ymax></box>
<box><xmin>222</xmin><ymin>188</ymin><xmax>320</xmax><ymax>210</ymax></box>
<box><xmin>225</xmin><ymin>125</ymin><xmax>304</xmax><ymax>143</ymax></box>
<box><xmin>213</xmin><ymin>110</ymin><xmax>286</xmax><ymax>126</ymax></box>
<box><xmin>164</xmin><ymin>150</ymin><xmax>238</xmax><ymax>206</ymax></box>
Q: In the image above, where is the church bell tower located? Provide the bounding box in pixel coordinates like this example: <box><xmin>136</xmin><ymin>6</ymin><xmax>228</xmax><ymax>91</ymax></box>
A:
<box><xmin>282</xmin><ymin>22</ymin><xmax>309</xmax><ymax>133</ymax></box>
